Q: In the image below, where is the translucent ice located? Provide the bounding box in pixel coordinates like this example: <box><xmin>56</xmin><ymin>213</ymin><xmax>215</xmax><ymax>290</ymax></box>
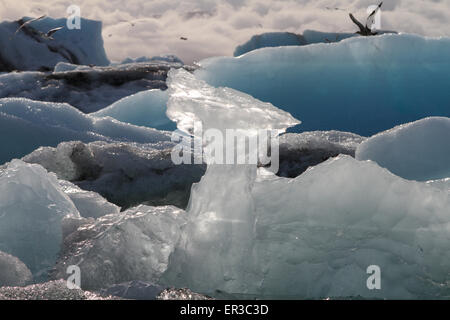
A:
<box><xmin>54</xmin><ymin>205</ymin><xmax>186</xmax><ymax>290</ymax></box>
<box><xmin>356</xmin><ymin>117</ymin><xmax>450</xmax><ymax>181</ymax></box>
<box><xmin>0</xmin><ymin>98</ymin><xmax>170</xmax><ymax>164</ymax></box>
<box><xmin>0</xmin><ymin>160</ymin><xmax>79</xmax><ymax>277</ymax></box>
<box><xmin>93</xmin><ymin>89</ymin><xmax>175</xmax><ymax>130</ymax></box>
<box><xmin>58</xmin><ymin>180</ymin><xmax>120</xmax><ymax>219</ymax></box>
<box><xmin>162</xmin><ymin>70</ymin><xmax>450</xmax><ymax>299</ymax></box>
<box><xmin>196</xmin><ymin>34</ymin><xmax>450</xmax><ymax>135</ymax></box>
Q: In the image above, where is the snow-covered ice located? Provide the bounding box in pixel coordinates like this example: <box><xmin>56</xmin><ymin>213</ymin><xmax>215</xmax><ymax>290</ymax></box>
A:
<box><xmin>197</xmin><ymin>34</ymin><xmax>450</xmax><ymax>136</ymax></box>
<box><xmin>0</xmin><ymin>98</ymin><xmax>171</xmax><ymax>164</ymax></box>
<box><xmin>0</xmin><ymin>159</ymin><xmax>79</xmax><ymax>278</ymax></box>
<box><xmin>356</xmin><ymin>117</ymin><xmax>450</xmax><ymax>181</ymax></box>
<box><xmin>53</xmin><ymin>205</ymin><xmax>186</xmax><ymax>290</ymax></box>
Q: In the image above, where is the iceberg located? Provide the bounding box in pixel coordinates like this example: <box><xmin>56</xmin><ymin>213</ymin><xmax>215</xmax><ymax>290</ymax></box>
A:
<box><xmin>0</xmin><ymin>17</ymin><xmax>109</xmax><ymax>72</ymax></box>
<box><xmin>0</xmin><ymin>98</ymin><xmax>170</xmax><ymax>164</ymax></box>
<box><xmin>162</xmin><ymin>69</ymin><xmax>450</xmax><ymax>299</ymax></box>
<box><xmin>196</xmin><ymin>34</ymin><xmax>450</xmax><ymax>136</ymax></box>
<box><xmin>356</xmin><ymin>117</ymin><xmax>450</xmax><ymax>181</ymax></box>
<box><xmin>0</xmin><ymin>160</ymin><xmax>79</xmax><ymax>278</ymax></box>
<box><xmin>234</xmin><ymin>32</ymin><xmax>307</xmax><ymax>57</ymax></box>
<box><xmin>53</xmin><ymin>205</ymin><xmax>186</xmax><ymax>290</ymax></box>
<box><xmin>234</xmin><ymin>30</ymin><xmax>357</xmax><ymax>57</ymax></box>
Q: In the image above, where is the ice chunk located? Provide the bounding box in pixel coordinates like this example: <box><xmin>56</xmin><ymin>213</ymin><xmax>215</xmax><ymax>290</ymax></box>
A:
<box><xmin>93</xmin><ymin>89</ymin><xmax>175</xmax><ymax>130</ymax></box>
<box><xmin>356</xmin><ymin>117</ymin><xmax>450</xmax><ymax>181</ymax></box>
<box><xmin>162</xmin><ymin>71</ymin><xmax>450</xmax><ymax>299</ymax></box>
<box><xmin>0</xmin><ymin>17</ymin><xmax>108</xmax><ymax>72</ymax></box>
<box><xmin>58</xmin><ymin>180</ymin><xmax>120</xmax><ymax>218</ymax></box>
<box><xmin>23</xmin><ymin>141</ymin><xmax>205</xmax><ymax>209</ymax></box>
<box><xmin>0</xmin><ymin>251</ymin><xmax>33</xmax><ymax>287</ymax></box>
<box><xmin>167</xmin><ymin>68</ymin><xmax>300</xmax><ymax>134</ymax></box>
<box><xmin>165</xmin><ymin>155</ymin><xmax>450</xmax><ymax>299</ymax></box>
<box><xmin>196</xmin><ymin>34</ymin><xmax>450</xmax><ymax>136</ymax></box>
<box><xmin>53</xmin><ymin>205</ymin><xmax>186</xmax><ymax>290</ymax></box>
<box><xmin>0</xmin><ymin>160</ymin><xmax>79</xmax><ymax>278</ymax></box>
<box><xmin>0</xmin><ymin>98</ymin><xmax>171</xmax><ymax>164</ymax></box>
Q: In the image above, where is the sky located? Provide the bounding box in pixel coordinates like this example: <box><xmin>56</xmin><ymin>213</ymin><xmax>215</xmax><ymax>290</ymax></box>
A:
<box><xmin>0</xmin><ymin>0</ymin><xmax>449</xmax><ymax>64</ymax></box>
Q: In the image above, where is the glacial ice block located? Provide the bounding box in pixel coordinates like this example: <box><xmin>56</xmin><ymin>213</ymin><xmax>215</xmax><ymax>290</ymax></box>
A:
<box><xmin>53</xmin><ymin>205</ymin><xmax>186</xmax><ymax>290</ymax></box>
<box><xmin>356</xmin><ymin>117</ymin><xmax>450</xmax><ymax>181</ymax></box>
<box><xmin>167</xmin><ymin>68</ymin><xmax>300</xmax><ymax>134</ymax></box>
<box><xmin>0</xmin><ymin>17</ymin><xmax>109</xmax><ymax>72</ymax></box>
<box><xmin>0</xmin><ymin>160</ymin><xmax>80</xmax><ymax>277</ymax></box>
<box><xmin>162</xmin><ymin>70</ymin><xmax>450</xmax><ymax>299</ymax></box>
<box><xmin>196</xmin><ymin>34</ymin><xmax>450</xmax><ymax>136</ymax></box>
<box><xmin>0</xmin><ymin>98</ymin><xmax>171</xmax><ymax>164</ymax></box>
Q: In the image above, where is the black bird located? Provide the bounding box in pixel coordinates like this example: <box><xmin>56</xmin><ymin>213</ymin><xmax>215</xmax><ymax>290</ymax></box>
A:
<box><xmin>349</xmin><ymin>1</ymin><xmax>383</xmax><ymax>36</ymax></box>
<box><xmin>180</xmin><ymin>37</ymin><xmax>188</xmax><ymax>41</ymax></box>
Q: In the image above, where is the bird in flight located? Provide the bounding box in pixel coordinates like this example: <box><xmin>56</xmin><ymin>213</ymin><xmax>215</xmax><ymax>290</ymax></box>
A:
<box><xmin>14</xmin><ymin>15</ymin><xmax>46</xmax><ymax>36</ymax></box>
<box><xmin>349</xmin><ymin>1</ymin><xmax>383</xmax><ymax>36</ymax></box>
<box><xmin>180</xmin><ymin>37</ymin><xmax>188</xmax><ymax>41</ymax></box>
<box><xmin>44</xmin><ymin>27</ymin><xmax>64</xmax><ymax>40</ymax></box>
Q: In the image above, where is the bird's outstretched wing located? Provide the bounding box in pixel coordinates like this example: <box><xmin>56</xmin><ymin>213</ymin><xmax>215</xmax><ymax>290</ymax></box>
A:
<box><xmin>45</xmin><ymin>27</ymin><xmax>63</xmax><ymax>39</ymax></box>
<box><xmin>368</xmin><ymin>2</ymin><xmax>383</xmax><ymax>19</ymax></box>
<box><xmin>14</xmin><ymin>15</ymin><xmax>46</xmax><ymax>35</ymax></box>
<box><xmin>366</xmin><ymin>2</ymin><xmax>383</xmax><ymax>27</ymax></box>
<box><xmin>349</xmin><ymin>13</ymin><xmax>365</xmax><ymax>33</ymax></box>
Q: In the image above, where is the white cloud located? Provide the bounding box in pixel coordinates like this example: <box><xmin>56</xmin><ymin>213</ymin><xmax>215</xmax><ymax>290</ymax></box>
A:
<box><xmin>0</xmin><ymin>0</ymin><xmax>449</xmax><ymax>64</ymax></box>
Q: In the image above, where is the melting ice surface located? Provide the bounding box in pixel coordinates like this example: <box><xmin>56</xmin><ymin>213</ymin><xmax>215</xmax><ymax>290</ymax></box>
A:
<box><xmin>196</xmin><ymin>34</ymin><xmax>450</xmax><ymax>136</ymax></box>
<box><xmin>0</xmin><ymin>160</ymin><xmax>79</xmax><ymax>278</ymax></box>
<box><xmin>162</xmin><ymin>69</ymin><xmax>450</xmax><ymax>299</ymax></box>
<box><xmin>356</xmin><ymin>117</ymin><xmax>450</xmax><ymax>181</ymax></box>
<box><xmin>0</xmin><ymin>98</ymin><xmax>171</xmax><ymax>164</ymax></box>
